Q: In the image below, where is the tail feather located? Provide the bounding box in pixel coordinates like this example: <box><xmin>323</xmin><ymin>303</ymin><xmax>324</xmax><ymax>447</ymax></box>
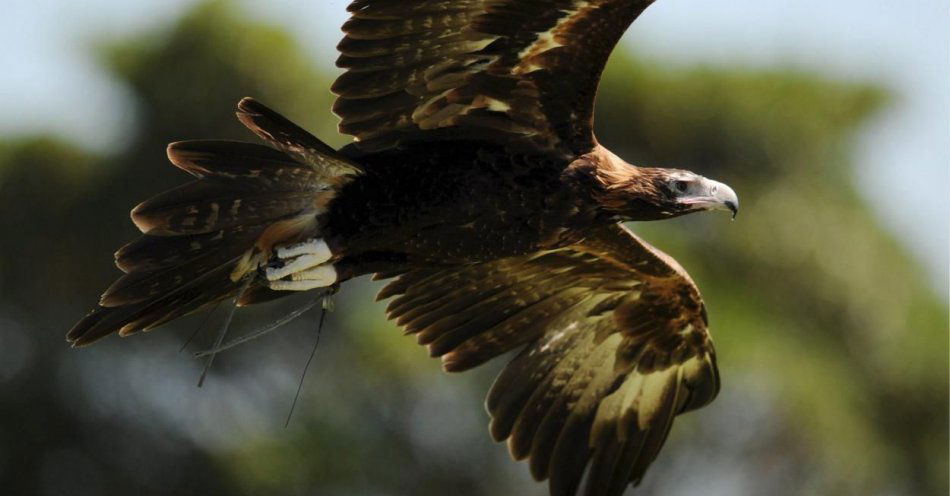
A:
<box><xmin>236</xmin><ymin>97</ymin><xmax>362</xmax><ymax>178</ymax></box>
<box><xmin>131</xmin><ymin>180</ymin><xmax>317</xmax><ymax>236</ymax></box>
<box><xmin>114</xmin><ymin>226</ymin><xmax>263</xmax><ymax>274</ymax></box>
<box><xmin>102</xmin><ymin>238</ymin><xmax>257</xmax><ymax>307</ymax></box>
<box><xmin>167</xmin><ymin>140</ymin><xmax>330</xmax><ymax>187</ymax></box>
<box><xmin>68</xmin><ymin>97</ymin><xmax>360</xmax><ymax>346</ymax></box>
<box><xmin>117</xmin><ymin>263</ymin><xmax>246</xmax><ymax>334</ymax></box>
<box><xmin>69</xmin><ymin>261</ymin><xmax>240</xmax><ymax>345</ymax></box>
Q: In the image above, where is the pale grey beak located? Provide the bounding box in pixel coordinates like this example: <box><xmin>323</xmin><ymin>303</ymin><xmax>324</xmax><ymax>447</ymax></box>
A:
<box><xmin>683</xmin><ymin>178</ymin><xmax>739</xmax><ymax>218</ymax></box>
<box><xmin>713</xmin><ymin>180</ymin><xmax>739</xmax><ymax>218</ymax></box>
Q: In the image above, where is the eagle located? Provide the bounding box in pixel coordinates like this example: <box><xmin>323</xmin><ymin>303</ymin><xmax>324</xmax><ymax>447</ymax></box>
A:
<box><xmin>69</xmin><ymin>1</ymin><xmax>739</xmax><ymax>495</ymax></box>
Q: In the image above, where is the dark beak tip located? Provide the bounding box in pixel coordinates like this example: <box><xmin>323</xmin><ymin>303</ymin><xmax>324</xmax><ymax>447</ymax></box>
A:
<box><xmin>725</xmin><ymin>201</ymin><xmax>738</xmax><ymax>219</ymax></box>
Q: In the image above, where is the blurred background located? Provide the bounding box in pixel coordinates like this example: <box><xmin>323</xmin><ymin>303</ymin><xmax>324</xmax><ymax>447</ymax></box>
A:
<box><xmin>0</xmin><ymin>0</ymin><xmax>946</xmax><ymax>495</ymax></box>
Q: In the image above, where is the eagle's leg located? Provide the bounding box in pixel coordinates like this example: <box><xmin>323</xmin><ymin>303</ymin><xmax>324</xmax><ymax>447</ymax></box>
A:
<box><xmin>266</xmin><ymin>238</ymin><xmax>337</xmax><ymax>291</ymax></box>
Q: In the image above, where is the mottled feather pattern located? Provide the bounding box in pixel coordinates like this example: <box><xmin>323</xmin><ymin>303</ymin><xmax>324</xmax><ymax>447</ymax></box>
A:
<box><xmin>113</xmin><ymin>225</ymin><xmax>262</xmax><ymax>274</ymax></box>
<box><xmin>70</xmin><ymin>259</ymin><xmax>243</xmax><ymax>344</ymax></box>
<box><xmin>378</xmin><ymin>224</ymin><xmax>718</xmax><ymax>496</ymax></box>
<box><xmin>131</xmin><ymin>182</ymin><xmax>318</xmax><ymax>237</ymax></box>
<box><xmin>334</xmin><ymin>0</ymin><xmax>654</xmax><ymax>153</ymax></box>
<box><xmin>101</xmin><ymin>250</ymin><xmax>242</xmax><ymax>308</ymax></box>
<box><xmin>347</xmin><ymin>0</ymin><xmax>478</xmax><ymax>18</ymax></box>
<box><xmin>236</xmin><ymin>97</ymin><xmax>362</xmax><ymax>178</ymax></box>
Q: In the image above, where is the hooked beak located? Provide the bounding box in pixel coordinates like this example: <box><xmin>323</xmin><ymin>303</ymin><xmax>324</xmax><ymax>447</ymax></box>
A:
<box><xmin>682</xmin><ymin>178</ymin><xmax>739</xmax><ymax>219</ymax></box>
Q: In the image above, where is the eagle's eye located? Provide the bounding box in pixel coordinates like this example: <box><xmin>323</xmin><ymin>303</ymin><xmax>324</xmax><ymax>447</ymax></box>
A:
<box><xmin>672</xmin><ymin>180</ymin><xmax>689</xmax><ymax>193</ymax></box>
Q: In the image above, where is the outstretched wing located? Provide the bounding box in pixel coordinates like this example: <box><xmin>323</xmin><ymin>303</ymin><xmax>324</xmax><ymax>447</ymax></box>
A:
<box><xmin>377</xmin><ymin>223</ymin><xmax>719</xmax><ymax>496</ymax></box>
<box><xmin>334</xmin><ymin>0</ymin><xmax>656</xmax><ymax>154</ymax></box>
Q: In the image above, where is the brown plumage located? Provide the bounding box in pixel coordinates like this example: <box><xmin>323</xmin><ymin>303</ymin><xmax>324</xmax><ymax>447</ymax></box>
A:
<box><xmin>68</xmin><ymin>2</ymin><xmax>741</xmax><ymax>495</ymax></box>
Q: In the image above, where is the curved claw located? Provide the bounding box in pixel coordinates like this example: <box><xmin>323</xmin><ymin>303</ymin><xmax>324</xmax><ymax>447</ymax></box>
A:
<box><xmin>269</xmin><ymin>264</ymin><xmax>338</xmax><ymax>291</ymax></box>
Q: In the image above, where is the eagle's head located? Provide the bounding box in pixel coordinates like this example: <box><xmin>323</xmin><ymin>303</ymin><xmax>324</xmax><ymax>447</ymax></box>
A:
<box><xmin>635</xmin><ymin>167</ymin><xmax>738</xmax><ymax>221</ymax></box>
<box><xmin>590</xmin><ymin>150</ymin><xmax>738</xmax><ymax>222</ymax></box>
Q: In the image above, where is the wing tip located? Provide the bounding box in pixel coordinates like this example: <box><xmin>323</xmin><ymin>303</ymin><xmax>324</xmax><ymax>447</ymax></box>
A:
<box><xmin>236</xmin><ymin>96</ymin><xmax>261</xmax><ymax>115</ymax></box>
<box><xmin>129</xmin><ymin>200</ymin><xmax>158</xmax><ymax>234</ymax></box>
<box><xmin>67</xmin><ymin>307</ymin><xmax>116</xmax><ymax>347</ymax></box>
<box><xmin>234</xmin><ymin>96</ymin><xmax>282</xmax><ymax>142</ymax></box>
<box><xmin>166</xmin><ymin>140</ymin><xmax>215</xmax><ymax>177</ymax></box>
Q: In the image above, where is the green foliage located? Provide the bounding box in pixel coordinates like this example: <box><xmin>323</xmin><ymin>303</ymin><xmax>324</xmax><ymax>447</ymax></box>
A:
<box><xmin>101</xmin><ymin>0</ymin><xmax>340</xmax><ymax>153</ymax></box>
<box><xmin>0</xmin><ymin>2</ymin><xmax>945</xmax><ymax>495</ymax></box>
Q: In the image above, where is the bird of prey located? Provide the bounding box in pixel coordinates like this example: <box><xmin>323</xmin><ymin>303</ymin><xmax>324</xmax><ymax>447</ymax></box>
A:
<box><xmin>69</xmin><ymin>1</ymin><xmax>739</xmax><ymax>495</ymax></box>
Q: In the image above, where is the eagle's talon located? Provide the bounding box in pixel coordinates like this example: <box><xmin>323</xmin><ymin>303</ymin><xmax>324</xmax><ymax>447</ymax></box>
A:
<box><xmin>268</xmin><ymin>264</ymin><xmax>338</xmax><ymax>291</ymax></box>
<box><xmin>275</xmin><ymin>238</ymin><xmax>332</xmax><ymax>260</ymax></box>
<box><xmin>265</xmin><ymin>238</ymin><xmax>334</xmax><ymax>281</ymax></box>
<box><xmin>265</xmin><ymin>253</ymin><xmax>322</xmax><ymax>281</ymax></box>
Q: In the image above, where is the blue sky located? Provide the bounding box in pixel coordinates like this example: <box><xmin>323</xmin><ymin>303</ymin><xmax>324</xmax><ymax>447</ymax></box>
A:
<box><xmin>3</xmin><ymin>0</ymin><xmax>947</xmax><ymax>292</ymax></box>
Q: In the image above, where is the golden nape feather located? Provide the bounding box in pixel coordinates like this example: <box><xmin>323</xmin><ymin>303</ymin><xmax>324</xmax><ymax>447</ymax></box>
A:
<box><xmin>67</xmin><ymin>98</ymin><xmax>361</xmax><ymax>346</ymax></box>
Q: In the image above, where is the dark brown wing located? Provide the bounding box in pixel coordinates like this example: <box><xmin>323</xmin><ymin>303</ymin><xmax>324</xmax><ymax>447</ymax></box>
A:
<box><xmin>334</xmin><ymin>0</ymin><xmax>656</xmax><ymax>154</ymax></box>
<box><xmin>377</xmin><ymin>223</ymin><xmax>719</xmax><ymax>496</ymax></box>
